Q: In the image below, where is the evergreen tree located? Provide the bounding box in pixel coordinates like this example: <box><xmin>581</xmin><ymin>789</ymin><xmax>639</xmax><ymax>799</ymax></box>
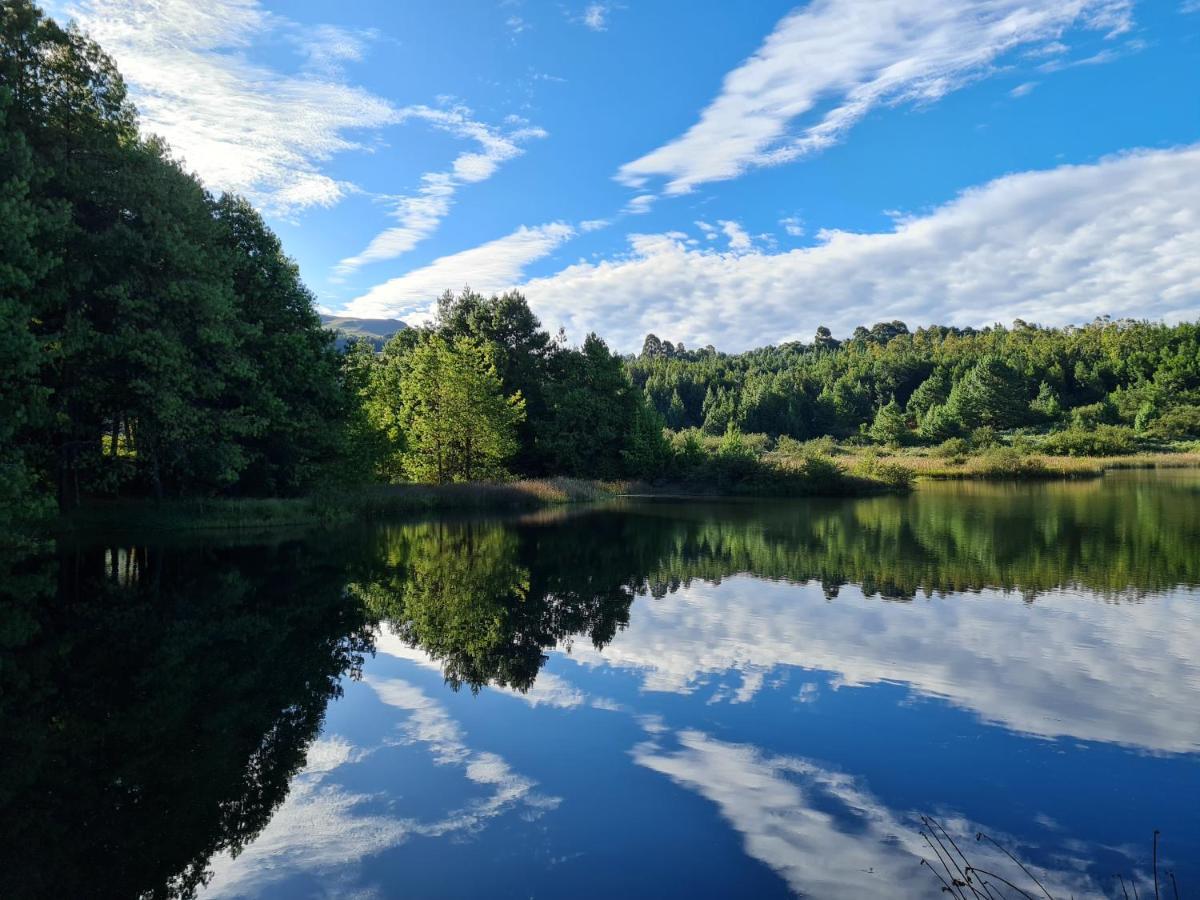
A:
<box><xmin>870</xmin><ymin>398</ymin><xmax>909</xmax><ymax>447</ymax></box>
<box><xmin>399</xmin><ymin>336</ymin><xmax>525</xmax><ymax>483</ymax></box>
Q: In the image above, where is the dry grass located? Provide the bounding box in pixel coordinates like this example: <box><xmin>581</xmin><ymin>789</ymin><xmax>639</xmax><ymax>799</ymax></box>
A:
<box><xmin>834</xmin><ymin>450</ymin><xmax>1200</xmax><ymax>481</ymax></box>
<box><xmin>343</xmin><ymin>477</ymin><xmax>628</xmax><ymax>517</ymax></box>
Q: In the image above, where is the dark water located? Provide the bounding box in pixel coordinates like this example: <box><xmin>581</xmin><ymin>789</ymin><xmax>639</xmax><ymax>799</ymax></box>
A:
<box><xmin>3</xmin><ymin>471</ymin><xmax>1200</xmax><ymax>899</ymax></box>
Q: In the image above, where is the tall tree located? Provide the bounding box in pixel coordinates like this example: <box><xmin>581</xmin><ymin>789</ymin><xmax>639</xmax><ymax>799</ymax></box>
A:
<box><xmin>400</xmin><ymin>336</ymin><xmax>525</xmax><ymax>483</ymax></box>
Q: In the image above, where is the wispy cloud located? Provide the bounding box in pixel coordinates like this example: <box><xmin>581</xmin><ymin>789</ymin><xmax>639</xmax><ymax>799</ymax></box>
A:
<box><xmin>344</xmin><ymin>222</ymin><xmax>576</xmax><ymax>320</ymax></box>
<box><xmin>617</xmin><ymin>0</ymin><xmax>1134</xmax><ymax>195</ymax></box>
<box><xmin>582</xmin><ymin>3</ymin><xmax>611</xmax><ymax>31</ymax></box>
<box><xmin>65</xmin><ymin>0</ymin><xmax>400</xmax><ymax>214</ymax></box>
<box><xmin>525</xmin><ymin>145</ymin><xmax>1200</xmax><ymax>352</ymax></box>
<box><xmin>779</xmin><ymin>215</ymin><xmax>805</xmax><ymax>237</ymax></box>
<box><xmin>624</xmin><ymin>194</ymin><xmax>656</xmax><ymax>215</ymax></box>
<box><xmin>336</xmin><ymin>107</ymin><xmax>547</xmax><ymax>276</ymax></box>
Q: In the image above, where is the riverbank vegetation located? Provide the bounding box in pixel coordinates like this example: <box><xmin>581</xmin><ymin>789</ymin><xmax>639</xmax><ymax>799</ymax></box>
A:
<box><xmin>4</xmin><ymin>0</ymin><xmax>1200</xmax><ymax>538</ymax></box>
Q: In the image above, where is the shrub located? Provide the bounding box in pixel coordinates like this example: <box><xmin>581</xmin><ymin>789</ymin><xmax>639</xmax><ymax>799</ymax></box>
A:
<box><xmin>934</xmin><ymin>437</ymin><xmax>970</xmax><ymax>461</ymax></box>
<box><xmin>1041</xmin><ymin>424</ymin><xmax>1136</xmax><ymax>456</ymax></box>
<box><xmin>975</xmin><ymin>447</ymin><xmax>1049</xmax><ymax>478</ymax></box>
<box><xmin>1144</xmin><ymin>406</ymin><xmax>1200</xmax><ymax>441</ymax></box>
<box><xmin>1069</xmin><ymin>400</ymin><xmax>1118</xmax><ymax>429</ymax></box>
<box><xmin>670</xmin><ymin>429</ymin><xmax>706</xmax><ymax>470</ymax></box>
<box><xmin>970</xmin><ymin>425</ymin><xmax>1000</xmax><ymax>449</ymax></box>
<box><xmin>853</xmin><ymin>453</ymin><xmax>916</xmax><ymax>491</ymax></box>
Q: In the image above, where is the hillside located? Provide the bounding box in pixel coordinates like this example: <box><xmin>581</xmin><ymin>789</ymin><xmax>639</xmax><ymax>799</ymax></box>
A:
<box><xmin>320</xmin><ymin>315</ymin><xmax>408</xmax><ymax>350</ymax></box>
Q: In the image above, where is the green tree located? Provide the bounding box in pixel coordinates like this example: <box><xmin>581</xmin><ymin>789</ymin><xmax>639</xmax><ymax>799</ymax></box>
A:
<box><xmin>400</xmin><ymin>336</ymin><xmax>525</xmax><ymax>483</ymax></box>
<box><xmin>540</xmin><ymin>333</ymin><xmax>640</xmax><ymax>478</ymax></box>
<box><xmin>946</xmin><ymin>355</ymin><xmax>1028</xmax><ymax>429</ymax></box>
<box><xmin>869</xmin><ymin>398</ymin><xmax>909</xmax><ymax>447</ymax></box>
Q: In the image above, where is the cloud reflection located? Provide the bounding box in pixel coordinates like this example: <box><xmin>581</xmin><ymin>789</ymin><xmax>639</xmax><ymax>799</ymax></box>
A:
<box><xmin>569</xmin><ymin>578</ymin><xmax>1200</xmax><ymax>753</ymax></box>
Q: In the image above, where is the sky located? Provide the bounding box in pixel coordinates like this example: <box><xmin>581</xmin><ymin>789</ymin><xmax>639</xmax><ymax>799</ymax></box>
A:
<box><xmin>47</xmin><ymin>0</ymin><xmax>1200</xmax><ymax>352</ymax></box>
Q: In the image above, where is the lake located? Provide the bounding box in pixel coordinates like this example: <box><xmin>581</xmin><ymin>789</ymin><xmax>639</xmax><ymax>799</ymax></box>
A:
<box><xmin>3</xmin><ymin>471</ymin><xmax>1199</xmax><ymax>899</ymax></box>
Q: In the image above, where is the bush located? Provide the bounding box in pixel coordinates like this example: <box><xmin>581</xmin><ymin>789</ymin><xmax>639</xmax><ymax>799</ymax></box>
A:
<box><xmin>1041</xmin><ymin>424</ymin><xmax>1136</xmax><ymax>456</ymax></box>
<box><xmin>775</xmin><ymin>434</ymin><xmax>838</xmax><ymax>457</ymax></box>
<box><xmin>970</xmin><ymin>425</ymin><xmax>1000</xmax><ymax>449</ymax></box>
<box><xmin>934</xmin><ymin>437</ymin><xmax>970</xmax><ymax>461</ymax></box>
<box><xmin>975</xmin><ymin>447</ymin><xmax>1049</xmax><ymax>478</ymax></box>
<box><xmin>853</xmin><ymin>453</ymin><xmax>916</xmax><ymax>491</ymax></box>
<box><xmin>1069</xmin><ymin>400</ymin><xmax>1118</xmax><ymax>429</ymax></box>
<box><xmin>1144</xmin><ymin>406</ymin><xmax>1200</xmax><ymax>441</ymax></box>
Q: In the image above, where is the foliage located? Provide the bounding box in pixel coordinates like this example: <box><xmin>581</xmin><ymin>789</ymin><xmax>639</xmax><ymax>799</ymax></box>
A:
<box><xmin>628</xmin><ymin>319</ymin><xmax>1200</xmax><ymax>450</ymax></box>
<box><xmin>1041</xmin><ymin>424</ymin><xmax>1137</xmax><ymax>457</ymax></box>
<box><xmin>399</xmin><ymin>335</ymin><xmax>525</xmax><ymax>483</ymax></box>
<box><xmin>1143</xmin><ymin>405</ymin><xmax>1200</xmax><ymax>441</ymax></box>
<box><xmin>869</xmin><ymin>398</ymin><xmax>908</xmax><ymax>447</ymax></box>
<box><xmin>934</xmin><ymin>437</ymin><xmax>970</xmax><ymax>461</ymax></box>
<box><xmin>1</xmin><ymin>1</ymin><xmax>353</xmax><ymax>520</ymax></box>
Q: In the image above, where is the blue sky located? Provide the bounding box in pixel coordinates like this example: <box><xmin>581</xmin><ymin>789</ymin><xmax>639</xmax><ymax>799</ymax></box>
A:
<box><xmin>50</xmin><ymin>0</ymin><xmax>1200</xmax><ymax>351</ymax></box>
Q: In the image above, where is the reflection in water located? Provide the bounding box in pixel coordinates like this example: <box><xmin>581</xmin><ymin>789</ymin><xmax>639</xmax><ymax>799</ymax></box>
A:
<box><xmin>2</xmin><ymin>472</ymin><xmax>1198</xmax><ymax>897</ymax></box>
<box><xmin>0</xmin><ymin>539</ymin><xmax>372</xmax><ymax>900</ymax></box>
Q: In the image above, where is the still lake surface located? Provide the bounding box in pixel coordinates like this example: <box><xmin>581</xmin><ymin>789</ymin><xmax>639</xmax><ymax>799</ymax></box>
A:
<box><xmin>4</xmin><ymin>471</ymin><xmax>1200</xmax><ymax>899</ymax></box>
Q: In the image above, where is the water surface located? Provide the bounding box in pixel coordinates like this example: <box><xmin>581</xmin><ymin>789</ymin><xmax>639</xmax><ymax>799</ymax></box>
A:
<box><xmin>3</xmin><ymin>471</ymin><xmax>1199</xmax><ymax>898</ymax></box>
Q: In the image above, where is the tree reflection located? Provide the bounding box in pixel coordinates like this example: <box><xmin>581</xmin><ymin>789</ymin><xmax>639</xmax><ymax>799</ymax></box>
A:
<box><xmin>0</xmin><ymin>538</ymin><xmax>372</xmax><ymax>899</ymax></box>
<box><xmin>354</xmin><ymin>477</ymin><xmax>1200</xmax><ymax>700</ymax></box>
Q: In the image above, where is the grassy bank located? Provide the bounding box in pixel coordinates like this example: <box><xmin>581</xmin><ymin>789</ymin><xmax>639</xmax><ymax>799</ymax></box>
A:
<box><xmin>54</xmin><ymin>462</ymin><xmax>912</xmax><ymax>534</ymax></box>
<box><xmin>54</xmin><ymin>479</ymin><xmax>630</xmax><ymax>534</ymax></box>
<box><xmin>55</xmin><ymin>446</ymin><xmax>1199</xmax><ymax>534</ymax></box>
<box><xmin>834</xmin><ymin>447</ymin><xmax>1200</xmax><ymax>480</ymax></box>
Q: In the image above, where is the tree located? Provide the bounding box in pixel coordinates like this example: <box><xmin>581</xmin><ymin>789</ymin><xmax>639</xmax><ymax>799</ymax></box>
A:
<box><xmin>540</xmin><ymin>333</ymin><xmax>640</xmax><ymax>478</ymax></box>
<box><xmin>0</xmin><ymin>84</ymin><xmax>60</xmax><ymax>531</ymax></box>
<box><xmin>813</xmin><ymin>326</ymin><xmax>839</xmax><ymax>350</ymax></box>
<box><xmin>622</xmin><ymin>400</ymin><xmax>672</xmax><ymax>478</ymax></box>
<box><xmin>641</xmin><ymin>333</ymin><xmax>663</xmax><ymax>358</ymax></box>
<box><xmin>399</xmin><ymin>336</ymin><xmax>525</xmax><ymax>483</ymax></box>
<box><xmin>1029</xmin><ymin>380</ymin><xmax>1063</xmax><ymax>422</ymax></box>
<box><xmin>869</xmin><ymin>398</ymin><xmax>909</xmax><ymax>448</ymax></box>
<box><xmin>212</xmin><ymin>194</ymin><xmax>347</xmax><ymax>494</ymax></box>
<box><xmin>946</xmin><ymin>355</ymin><xmax>1027</xmax><ymax>429</ymax></box>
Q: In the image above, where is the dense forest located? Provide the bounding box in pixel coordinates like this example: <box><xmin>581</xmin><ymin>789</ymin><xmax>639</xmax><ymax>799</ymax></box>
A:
<box><xmin>4</xmin><ymin>0</ymin><xmax>1200</xmax><ymax>534</ymax></box>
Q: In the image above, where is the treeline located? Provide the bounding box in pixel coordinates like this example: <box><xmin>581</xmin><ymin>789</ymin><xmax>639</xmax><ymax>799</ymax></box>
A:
<box><xmin>631</xmin><ymin>318</ymin><xmax>1200</xmax><ymax>452</ymax></box>
<box><xmin>343</xmin><ymin>289</ymin><xmax>671</xmax><ymax>484</ymax></box>
<box><xmin>2</xmin><ymin>3</ymin><xmax>347</xmax><ymax>523</ymax></box>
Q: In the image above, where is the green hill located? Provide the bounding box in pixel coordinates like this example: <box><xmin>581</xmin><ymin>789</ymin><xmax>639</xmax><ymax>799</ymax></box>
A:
<box><xmin>320</xmin><ymin>315</ymin><xmax>408</xmax><ymax>350</ymax></box>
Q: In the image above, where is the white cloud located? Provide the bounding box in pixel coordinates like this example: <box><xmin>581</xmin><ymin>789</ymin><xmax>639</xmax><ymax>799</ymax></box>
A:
<box><xmin>565</xmin><ymin>575</ymin><xmax>1200</xmax><ymax>754</ymax></box>
<box><xmin>65</xmin><ymin>0</ymin><xmax>400</xmax><ymax>214</ymax></box>
<box><xmin>624</xmin><ymin>193</ymin><xmax>657</xmax><ymax>215</ymax></box>
<box><xmin>294</xmin><ymin>24</ymin><xmax>376</xmax><ymax>76</ymax></box>
<box><xmin>520</xmin><ymin>145</ymin><xmax>1200</xmax><ymax>352</ymax></box>
<box><xmin>779</xmin><ymin>215</ymin><xmax>805</xmax><ymax>237</ymax></box>
<box><xmin>1010</xmin><ymin>80</ymin><xmax>1039</xmax><ymax>98</ymax></box>
<box><xmin>718</xmin><ymin>219</ymin><xmax>753</xmax><ymax>251</ymax></box>
<box><xmin>635</xmin><ymin>730</ymin><xmax>1114</xmax><ymax>899</ymax></box>
<box><xmin>336</xmin><ymin>107</ymin><xmax>546</xmax><ymax>275</ymax></box>
<box><xmin>582</xmin><ymin>3</ymin><xmax>610</xmax><ymax>31</ymax></box>
<box><xmin>579</xmin><ymin>218</ymin><xmax>612</xmax><ymax>232</ymax></box>
<box><xmin>617</xmin><ymin>0</ymin><xmax>1134</xmax><ymax>195</ymax></box>
<box><xmin>344</xmin><ymin>222</ymin><xmax>576</xmax><ymax>320</ymax></box>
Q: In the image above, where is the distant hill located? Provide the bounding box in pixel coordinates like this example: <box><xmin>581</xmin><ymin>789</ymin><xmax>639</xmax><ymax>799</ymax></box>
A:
<box><xmin>320</xmin><ymin>315</ymin><xmax>408</xmax><ymax>350</ymax></box>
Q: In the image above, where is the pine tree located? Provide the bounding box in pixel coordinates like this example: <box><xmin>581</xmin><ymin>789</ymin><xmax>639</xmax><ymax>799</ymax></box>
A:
<box><xmin>400</xmin><ymin>337</ymin><xmax>525</xmax><ymax>483</ymax></box>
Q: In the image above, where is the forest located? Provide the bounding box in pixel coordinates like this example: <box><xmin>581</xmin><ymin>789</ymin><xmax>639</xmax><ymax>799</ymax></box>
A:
<box><xmin>4</xmin><ymin>0</ymin><xmax>1200</xmax><ymax>536</ymax></box>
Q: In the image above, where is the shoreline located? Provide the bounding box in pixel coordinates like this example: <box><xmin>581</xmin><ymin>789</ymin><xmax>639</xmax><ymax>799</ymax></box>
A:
<box><xmin>48</xmin><ymin>453</ymin><xmax>1200</xmax><ymax>535</ymax></box>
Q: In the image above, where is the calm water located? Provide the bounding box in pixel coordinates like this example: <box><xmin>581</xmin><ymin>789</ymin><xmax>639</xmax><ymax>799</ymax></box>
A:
<box><xmin>3</xmin><ymin>471</ymin><xmax>1200</xmax><ymax>899</ymax></box>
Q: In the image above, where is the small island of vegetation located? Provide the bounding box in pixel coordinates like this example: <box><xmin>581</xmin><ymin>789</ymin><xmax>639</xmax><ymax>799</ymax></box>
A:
<box><xmin>3</xmin><ymin>0</ymin><xmax>1199</xmax><ymax>538</ymax></box>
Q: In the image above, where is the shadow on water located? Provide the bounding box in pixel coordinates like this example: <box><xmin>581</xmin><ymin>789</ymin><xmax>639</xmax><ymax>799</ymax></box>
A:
<box><xmin>0</xmin><ymin>536</ymin><xmax>373</xmax><ymax>899</ymax></box>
